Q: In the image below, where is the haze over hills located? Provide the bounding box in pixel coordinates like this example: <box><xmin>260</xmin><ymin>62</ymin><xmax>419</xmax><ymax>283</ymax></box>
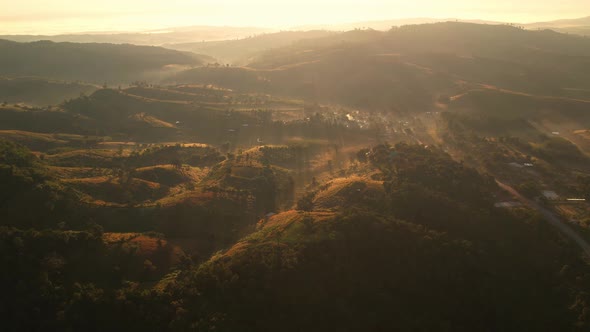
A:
<box><xmin>165</xmin><ymin>30</ymin><xmax>337</xmax><ymax>64</ymax></box>
<box><xmin>524</xmin><ymin>16</ymin><xmax>590</xmax><ymax>29</ymax></box>
<box><xmin>523</xmin><ymin>16</ymin><xmax>590</xmax><ymax>36</ymax></box>
<box><xmin>2</xmin><ymin>15</ymin><xmax>590</xmax><ymax>49</ymax></box>
<box><xmin>4</xmin><ymin>11</ymin><xmax>590</xmax><ymax>331</ymax></box>
<box><xmin>4</xmin><ymin>21</ymin><xmax>590</xmax><ymax>119</ymax></box>
<box><xmin>292</xmin><ymin>17</ymin><xmax>504</xmax><ymax>31</ymax></box>
<box><xmin>0</xmin><ymin>39</ymin><xmax>213</xmax><ymax>83</ymax></box>
<box><xmin>5</xmin><ymin>21</ymin><xmax>590</xmax><ymax>111</ymax></box>
<box><xmin>0</xmin><ymin>25</ymin><xmax>276</xmax><ymax>45</ymax></box>
<box><xmin>170</xmin><ymin>22</ymin><xmax>590</xmax><ymax>111</ymax></box>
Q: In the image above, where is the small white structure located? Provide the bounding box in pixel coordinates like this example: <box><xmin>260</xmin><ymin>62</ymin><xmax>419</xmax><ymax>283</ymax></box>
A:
<box><xmin>542</xmin><ymin>191</ymin><xmax>560</xmax><ymax>200</ymax></box>
<box><xmin>524</xmin><ymin>163</ymin><xmax>534</xmax><ymax>167</ymax></box>
<box><xmin>509</xmin><ymin>162</ymin><xmax>524</xmax><ymax>168</ymax></box>
<box><xmin>552</xmin><ymin>132</ymin><xmax>560</xmax><ymax>135</ymax></box>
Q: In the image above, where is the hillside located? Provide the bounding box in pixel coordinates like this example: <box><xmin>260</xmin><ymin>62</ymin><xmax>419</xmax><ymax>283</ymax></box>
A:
<box><xmin>448</xmin><ymin>88</ymin><xmax>590</xmax><ymax>123</ymax></box>
<box><xmin>525</xmin><ymin>16</ymin><xmax>590</xmax><ymax>29</ymax></box>
<box><xmin>556</xmin><ymin>26</ymin><xmax>590</xmax><ymax>36</ymax></box>
<box><xmin>0</xmin><ymin>77</ymin><xmax>98</xmax><ymax>106</ymax></box>
<box><xmin>0</xmin><ymin>84</ymin><xmax>371</xmax><ymax>148</ymax></box>
<box><xmin>165</xmin><ymin>30</ymin><xmax>336</xmax><ymax>64</ymax></box>
<box><xmin>3</xmin><ymin>135</ymin><xmax>590</xmax><ymax>330</ymax></box>
<box><xmin>0</xmin><ymin>39</ymin><xmax>212</xmax><ymax>83</ymax></box>
<box><xmin>149</xmin><ymin>144</ymin><xmax>590</xmax><ymax>331</ymax></box>
<box><xmin>170</xmin><ymin>23</ymin><xmax>590</xmax><ymax>110</ymax></box>
<box><xmin>3</xmin><ymin>17</ymin><xmax>590</xmax><ymax>332</ymax></box>
<box><xmin>294</xmin><ymin>17</ymin><xmax>503</xmax><ymax>31</ymax></box>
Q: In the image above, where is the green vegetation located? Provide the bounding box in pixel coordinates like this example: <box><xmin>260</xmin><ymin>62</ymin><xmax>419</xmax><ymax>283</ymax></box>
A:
<box><xmin>0</xmin><ymin>227</ymin><xmax>182</xmax><ymax>331</ymax></box>
<box><xmin>131</xmin><ymin>145</ymin><xmax>590</xmax><ymax>331</ymax></box>
<box><xmin>3</xmin><ymin>21</ymin><xmax>590</xmax><ymax>331</ymax></box>
<box><xmin>0</xmin><ymin>140</ymin><xmax>66</xmax><ymax>228</ymax></box>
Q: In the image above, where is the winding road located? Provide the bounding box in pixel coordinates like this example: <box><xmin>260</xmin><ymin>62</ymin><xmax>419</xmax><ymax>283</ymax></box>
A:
<box><xmin>496</xmin><ymin>180</ymin><xmax>590</xmax><ymax>259</ymax></box>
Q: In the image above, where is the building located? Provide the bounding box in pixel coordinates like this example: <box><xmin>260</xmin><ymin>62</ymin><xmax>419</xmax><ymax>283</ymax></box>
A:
<box><xmin>542</xmin><ymin>191</ymin><xmax>560</xmax><ymax>200</ymax></box>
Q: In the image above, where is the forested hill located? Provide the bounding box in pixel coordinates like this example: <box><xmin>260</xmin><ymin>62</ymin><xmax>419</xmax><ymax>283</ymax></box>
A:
<box><xmin>171</xmin><ymin>22</ymin><xmax>590</xmax><ymax>110</ymax></box>
<box><xmin>249</xmin><ymin>22</ymin><xmax>590</xmax><ymax>68</ymax></box>
<box><xmin>0</xmin><ymin>39</ymin><xmax>212</xmax><ymax>83</ymax></box>
<box><xmin>165</xmin><ymin>30</ymin><xmax>336</xmax><ymax>65</ymax></box>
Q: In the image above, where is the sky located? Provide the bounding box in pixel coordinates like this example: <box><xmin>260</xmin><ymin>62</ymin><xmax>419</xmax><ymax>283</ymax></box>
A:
<box><xmin>1</xmin><ymin>0</ymin><xmax>588</xmax><ymax>34</ymax></box>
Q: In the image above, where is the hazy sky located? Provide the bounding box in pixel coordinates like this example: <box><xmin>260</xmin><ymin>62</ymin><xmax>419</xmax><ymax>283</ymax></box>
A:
<box><xmin>1</xmin><ymin>0</ymin><xmax>588</xmax><ymax>34</ymax></box>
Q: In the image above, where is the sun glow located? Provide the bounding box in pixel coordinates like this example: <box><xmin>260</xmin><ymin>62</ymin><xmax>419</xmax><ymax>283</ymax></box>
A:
<box><xmin>0</xmin><ymin>0</ymin><xmax>588</xmax><ymax>34</ymax></box>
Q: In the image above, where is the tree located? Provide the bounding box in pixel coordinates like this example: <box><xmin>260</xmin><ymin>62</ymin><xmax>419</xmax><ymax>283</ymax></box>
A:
<box><xmin>172</xmin><ymin>158</ymin><xmax>182</xmax><ymax>169</ymax></box>
<box><xmin>296</xmin><ymin>192</ymin><xmax>315</xmax><ymax>211</ymax></box>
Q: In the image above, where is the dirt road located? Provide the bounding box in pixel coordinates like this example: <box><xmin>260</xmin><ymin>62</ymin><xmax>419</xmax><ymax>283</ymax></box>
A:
<box><xmin>496</xmin><ymin>180</ymin><xmax>590</xmax><ymax>258</ymax></box>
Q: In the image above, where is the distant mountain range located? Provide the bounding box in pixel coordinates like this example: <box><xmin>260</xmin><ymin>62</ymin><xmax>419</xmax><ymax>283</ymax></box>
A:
<box><xmin>0</xmin><ymin>26</ymin><xmax>276</xmax><ymax>46</ymax></box>
<box><xmin>296</xmin><ymin>16</ymin><xmax>590</xmax><ymax>34</ymax></box>
<box><xmin>164</xmin><ymin>30</ymin><xmax>337</xmax><ymax>65</ymax></box>
<box><xmin>1</xmin><ymin>16</ymin><xmax>589</xmax><ymax>48</ymax></box>
<box><xmin>170</xmin><ymin>22</ymin><xmax>590</xmax><ymax>111</ymax></box>
<box><xmin>3</xmin><ymin>18</ymin><xmax>590</xmax><ymax>88</ymax></box>
<box><xmin>291</xmin><ymin>18</ymin><xmax>504</xmax><ymax>31</ymax></box>
<box><xmin>523</xmin><ymin>16</ymin><xmax>590</xmax><ymax>36</ymax></box>
<box><xmin>524</xmin><ymin>16</ymin><xmax>590</xmax><ymax>29</ymax></box>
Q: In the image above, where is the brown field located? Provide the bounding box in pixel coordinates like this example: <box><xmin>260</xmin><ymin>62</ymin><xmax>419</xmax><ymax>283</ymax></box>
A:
<box><xmin>103</xmin><ymin>232</ymin><xmax>185</xmax><ymax>264</ymax></box>
<box><xmin>554</xmin><ymin>203</ymin><xmax>590</xmax><ymax>226</ymax></box>
<box><xmin>47</xmin><ymin>148</ymin><xmax>125</xmax><ymax>159</ymax></box>
<box><xmin>261</xmin><ymin>210</ymin><xmax>336</xmax><ymax>234</ymax></box>
<box><xmin>574</xmin><ymin>130</ymin><xmax>590</xmax><ymax>140</ymax></box>
<box><xmin>47</xmin><ymin>166</ymin><xmax>108</xmax><ymax>179</ymax></box>
<box><xmin>64</xmin><ymin>176</ymin><xmax>112</xmax><ymax>184</ymax></box>
<box><xmin>130</xmin><ymin>113</ymin><xmax>176</xmax><ymax>128</ymax></box>
<box><xmin>215</xmin><ymin>210</ymin><xmax>337</xmax><ymax>261</ymax></box>
<box><xmin>103</xmin><ymin>232</ymin><xmax>141</xmax><ymax>244</ymax></box>
<box><xmin>313</xmin><ymin>176</ymin><xmax>384</xmax><ymax>210</ymax></box>
<box><xmin>155</xmin><ymin>190</ymin><xmax>215</xmax><ymax>207</ymax></box>
<box><xmin>0</xmin><ymin>130</ymin><xmax>67</xmax><ymax>144</ymax></box>
<box><xmin>64</xmin><ymin>176</ymin><xmax>165</xmax><ymax>204</ymax></box>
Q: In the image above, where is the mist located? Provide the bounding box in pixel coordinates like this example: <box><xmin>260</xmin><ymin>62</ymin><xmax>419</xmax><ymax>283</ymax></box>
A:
<box><xmin>2</xmin><ymin>0</ymin><xmax>589</xmax><ymax>34</ymax></box>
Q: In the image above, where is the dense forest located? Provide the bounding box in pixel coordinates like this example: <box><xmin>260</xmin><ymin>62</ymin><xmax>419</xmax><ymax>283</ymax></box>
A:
<box><xmin>1</xmin><ymin>140</ymin><xmax>590</xmax><ymax>331</ymax></box>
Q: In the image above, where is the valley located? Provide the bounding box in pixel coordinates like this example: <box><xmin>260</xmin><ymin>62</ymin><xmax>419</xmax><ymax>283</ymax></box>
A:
<box><xmin>2</xmin><ymin>19</ymin><xmax>590</xmax><ymax>331</ymax></box>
